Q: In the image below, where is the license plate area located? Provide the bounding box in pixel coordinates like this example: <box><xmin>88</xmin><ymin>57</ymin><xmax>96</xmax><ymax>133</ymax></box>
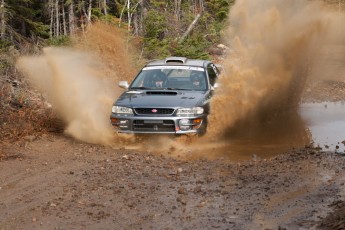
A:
<box><xmin>144</xmin><ymin>120</ymin><xmax>163</xmax><ymax>124</ymax></box>
<box><xmin>133</xmin><ymin>120</ymin><xmax>175</xmax><ymax>132</ymax></box>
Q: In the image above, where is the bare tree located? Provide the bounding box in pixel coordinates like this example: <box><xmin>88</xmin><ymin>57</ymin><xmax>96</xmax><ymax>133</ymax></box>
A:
<box><xmin>80</xmin><ymin>0</ymin><xmax>92</xmax><ymax>25</ymax></box>
<box><xmin>0</xmin><ymin>0</ymin><xmax>5</xmax><ymax>40</ymax></box>
<box><xmin>139</xmin><ymin>0</ymin><xmax>146</xmax><ymax>35</ymax></box>
<box><xmin>179</xmin><ymin>12</ymin><xmax>202</xmax><ymax>43</ymax></box>
<box><xmin>197</xmin><ymin>0</ymin><xmax>204</xmax><ymax>13</ymax></box>
<box><xmin>68</xmin><ymin>1</ymin><xmax>75</xmax><ymax>35</ymax></box>
<box><xmin>127</xmin><ymin>0</ymin><xmax>130</xmax><ymax>31</ymax></box>
<box><xmin>174</xmin><ymin>0</ymin><xmax>181</xmax><ymax>25</ymax></box>
<box><xmin>133</xmin><ymin>10</ymin><xmax>139</xmax><ymax>35</ymax></box>
<box><xmin>49</xmin><ymin>0</ymin><xmax>54</xmax><ymax>38</ymax></box>
<box><xmin>55</xmin><ymin>0</ymin><xmax>60</xmax><ymax>37</ymax></box>
<box><xmin>87</xmin><ymin>0</ymin><xmax>92</xmax><ymax>23</ymax></box>
<box><xmin>62</xmin><ymin>2</ymin><xmax>67</xmax><ymax>35</ymax></box>
<box><xmin>119</xmin><ymin>0</ymin><xmax>139</xmax><ymax>31</ymax></box>
<box><xmin>103</xmin><ymin>0</ymin><xmax>108</xmax><ymax>15</ymax></box>
<box><xmin>119</xmin><ymin>0</ymin><xmax>127</xmax><ymax>27</ymax></box>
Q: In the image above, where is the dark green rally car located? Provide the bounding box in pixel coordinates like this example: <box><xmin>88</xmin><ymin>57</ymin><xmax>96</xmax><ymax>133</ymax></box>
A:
<box><xmin>110</xmin><ymin>57</ymin><xmax>220</xmax><ymax>135</ymax></box>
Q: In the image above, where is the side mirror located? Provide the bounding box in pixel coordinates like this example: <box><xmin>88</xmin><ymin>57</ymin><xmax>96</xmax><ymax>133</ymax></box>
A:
<box><xmin>212</xmin><ymin>83</ymin><xmax>220</xmax><ymax>90</ymax></box>
<box><xmin>119</xmin><ymin>81</ymin><xmax>129</xmax><ymax>89</ymax></box>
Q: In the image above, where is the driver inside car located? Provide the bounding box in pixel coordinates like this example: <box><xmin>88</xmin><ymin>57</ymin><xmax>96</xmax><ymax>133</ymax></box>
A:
<box><xmin>190</xmin><ymin>72</ymin><xmax>204</xmax><ymax>89</ymax></box>
<box><xmin>151</xmin><ymin>72</ymin><xmax>166</xmax><ymax>88</ymax></box>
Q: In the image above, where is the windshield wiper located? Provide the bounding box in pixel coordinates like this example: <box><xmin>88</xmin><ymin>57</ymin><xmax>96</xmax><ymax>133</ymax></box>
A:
<box><xmin>130</xmin><ymin>87</ymin><xmax>150</xmax><ymax>90</ymax></box>
<box><xmin>165</xmin><ymin>87</ymin><xmax>189</xmax><ymax>90</ymax></box>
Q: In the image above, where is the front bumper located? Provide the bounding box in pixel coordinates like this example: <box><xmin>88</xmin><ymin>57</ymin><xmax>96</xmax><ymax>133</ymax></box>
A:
<box><xmin>110</xmin><ymin>114</ymin><xmax>206</xmax><ymax>134</ymax></box>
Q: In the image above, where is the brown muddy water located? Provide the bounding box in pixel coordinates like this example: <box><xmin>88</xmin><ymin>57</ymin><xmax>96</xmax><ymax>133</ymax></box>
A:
<box><xmin>183</xmin><ymin>102</ymin><xmax>345</xmax><ymax>162</ymax></box>
<box><xmin>300</xmin><ymin>102</ymin><xmax>345</xmax><ymax>153</ymax></box>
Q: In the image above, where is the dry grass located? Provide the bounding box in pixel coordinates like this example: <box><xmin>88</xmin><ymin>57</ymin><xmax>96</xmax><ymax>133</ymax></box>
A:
<box><xmin>0</xmin><ymin>75</ymin><xmax>64</xmax><ymax>144</ymax></box>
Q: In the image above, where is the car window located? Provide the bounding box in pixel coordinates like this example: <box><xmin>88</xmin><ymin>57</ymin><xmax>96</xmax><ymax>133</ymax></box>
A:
<box><xmin>130</xmin><ymin>66</ymin><xmax>207</xmax><ymax>91</ymax></box>
<box><xmin>131</xmin><ymin>69</ymin><xmax>165</xmax><ymax>88</ymax></box>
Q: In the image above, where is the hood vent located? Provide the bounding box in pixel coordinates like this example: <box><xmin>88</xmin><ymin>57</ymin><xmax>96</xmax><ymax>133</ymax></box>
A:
<box><xmin>165</xmin><ymin>57</ymin><xmax>187</xmax><ymax>64</ymax></box>
<box><xmin>146</xmin><ymin>91</ymin><xmax>178</xmax><ymax>95</ymax></box>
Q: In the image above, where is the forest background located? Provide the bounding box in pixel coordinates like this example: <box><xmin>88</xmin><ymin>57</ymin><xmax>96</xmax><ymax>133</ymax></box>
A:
<box><xmin>0</xmin><ymin>0</ymin><xmax>234</xmax><ymax>59</ymax></box>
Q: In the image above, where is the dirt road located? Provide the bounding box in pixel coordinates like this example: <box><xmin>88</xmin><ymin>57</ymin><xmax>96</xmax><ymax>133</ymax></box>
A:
<box><xmin>1</xmin><ymin>130</ymin><xmax>345</xmax><ymax>229</ymax></box>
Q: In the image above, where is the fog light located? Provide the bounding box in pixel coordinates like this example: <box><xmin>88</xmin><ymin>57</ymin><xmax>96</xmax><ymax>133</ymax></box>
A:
<box><xmin>180</xmin><ymin>119</ymin><xmax>190</xmax><ymax>125</ymax></box>
<box><xmin>111</xmin><ymin>118</ymin><xmax>118</xmax><ymax>123</ymax></box>
<box><xmin>118</xmin><ymin>119</ymin><xmax>129</xmax><ymax>128</ymax></box>
<box><xmin>192</xmin><ymin>118</ymin><xmax>202</xmax><ymax>124</ymax></box>
<box><xmin>192</xmin><ymin>118</ymin><xmax>203</xmax><ymax>130</ymax></box>
<box><xmin>180</xmin><ymin>125</ymin><xmax>191</xmax><ymax>131</ymax></box>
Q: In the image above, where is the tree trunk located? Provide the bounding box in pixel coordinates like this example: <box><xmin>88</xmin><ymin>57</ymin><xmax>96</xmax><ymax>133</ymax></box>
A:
<box><xmin>87</xmin><ymin>0</ymin><xmax>92</xmax><ymax>24</ymax></box>
<box><xmin>68</xmin><ymin>1</ymin><xmax>75</xmax><ymax>35</ymax></box>
<box><xmin>49</xmin><ymin>0</ymin><xmax>54</xmax><ymax>38</ymax></box>
<box><xmin>191</xmin><ymin>0</ymin><xmax>203</xmax><ymax>15</ymax></box>
<box><xmin>62</xmin><ymin>2</ymin><xmax>67</xmax><ymax>35</ymax></box>
<box><xmin>82</xmin><ymin>1</ymin><xmax>88</xmax><ymax>22</ymax></box>
<box><xmin>0</xmin><ymin>0</ymin><xmax>5</xmax><ymax>40</ymax></box>
<box><xmin>174</xmin><ymin>0</ymin><xmax>181</xmax><ymax>26</ymax></box>
<box><xmin>133</xmin><ymin>11</ymin><xmax>138</xmax><ymax>35</ymax></box>
<box><xmin>129</xmin><ymin>1</ymin><xmax>140</xmax><ymax>34</ymax></box>
<box><xmin>103</xmin><ymin>0</ymin><xmax>107</xmax><ymax>15</ymax></box>
<box><xmin>55</xmin><ymin>0</ymin><xmax>59</xmax><ymax>37</ymax></box>
<box><xmin>178</xmin><ymin>12</ymin><xmax>202</xmax><ymax>43</ymax></box>
<box><xmin>127</xmin><ymin>0</ymin><xmax>130</xmax><ymax>31</ymax></box>
<box><xmin>81</xmin><ymin>0</ymin><xmax>88</xmax><ymax>33</ymax></box>
<box><xmin>119</xmin><ymin>0</ymin><xmax>127</xmax><ymax>27</ymax></box>
<box><xmin>198</xmin><ymin>0</ymin><xmax>204</xmax><ymax>13</ymax></box>
<box><xmin>138</xmin><ymin>0</ymin><xmax>146</xmax><ymax>36</ymax></box>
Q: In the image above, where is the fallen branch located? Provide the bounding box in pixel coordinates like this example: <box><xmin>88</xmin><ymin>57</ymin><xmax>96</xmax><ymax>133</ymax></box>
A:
<box><xmin>178</xmin><ymin>12</ymin><xmax>202</xmax><ymax>44</ymax></box>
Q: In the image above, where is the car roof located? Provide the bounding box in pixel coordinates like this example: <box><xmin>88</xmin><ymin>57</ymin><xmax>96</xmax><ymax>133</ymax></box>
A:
<box><xmin>145</xmin><ymin>57</ymin><xmax>211</xmax><ymax>68</ymax></box>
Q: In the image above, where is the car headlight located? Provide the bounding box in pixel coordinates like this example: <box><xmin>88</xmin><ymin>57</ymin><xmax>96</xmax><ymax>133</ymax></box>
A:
<box><xmin>176</xmin><ymin>107</ymin><xmax>204</xmax><ymax>116</ymax></box>
<box><xmin>112</xmin><ymin>106</ymin><xmax>133</xmax><ymax>115</ymax></box>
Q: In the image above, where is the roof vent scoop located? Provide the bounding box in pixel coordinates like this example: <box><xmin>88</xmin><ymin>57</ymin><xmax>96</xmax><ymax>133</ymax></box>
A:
<box><xmin>165</xmin><ymin>57</ymin><xmax>187</xmax><ymax>64</ymax></box>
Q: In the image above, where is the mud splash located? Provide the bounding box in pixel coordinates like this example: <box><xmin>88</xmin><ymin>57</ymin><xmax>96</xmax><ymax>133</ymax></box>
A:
<box><xmin>75</xmin><ymin>21</ymin><xmax>138</xmax><ymax>83</ymax></box>
<box><xmin>208</xmin><ymin>0</ymin><xmax>345</xmax><ymax>138</ymax></box>
<box><xmin>16</xmin><ymin>47</ymin><xmax>119</xmax><ymax>144</ymax></box>
<box><xmin>16</xmin><ymin>22</ymin><xmax>139</xmax><ymax>145</ymax></box>
<box><xmin>165</xmin><ymin>0</ymin><xmax>345</xmax><ymax>160</ymax></box>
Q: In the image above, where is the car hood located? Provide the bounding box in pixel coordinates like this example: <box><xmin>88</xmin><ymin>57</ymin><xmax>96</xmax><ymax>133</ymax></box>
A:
<box><xmin>115</xmin><ymin>90</ymin><xmax>208</xmax><ymax>108</ymax></box>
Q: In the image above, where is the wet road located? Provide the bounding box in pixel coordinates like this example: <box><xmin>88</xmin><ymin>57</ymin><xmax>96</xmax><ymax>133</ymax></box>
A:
<box><xmin>183</xmin><ymin>102</ymin><xmax>345</xmax><ymax>161</ymax></box>
<box><xmin>300</xmin><ymin>102</ymin><xmax>345</xmax><ymax>153</ymax></box>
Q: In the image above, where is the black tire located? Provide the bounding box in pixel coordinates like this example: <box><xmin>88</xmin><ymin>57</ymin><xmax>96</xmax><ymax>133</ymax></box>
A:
<box><xmin>197</xmin><ymin>118</ymin><xmax>208</xmax><ymax>136</ymax></box>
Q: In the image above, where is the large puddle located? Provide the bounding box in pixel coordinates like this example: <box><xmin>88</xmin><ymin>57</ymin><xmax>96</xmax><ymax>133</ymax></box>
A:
<box><xmin>300</xmin><ymin>102</ymin><xmax>345</xmax><ymax>153</ymax></box>
<box><xmin>188</xmin><ymin>102</ymin><xmax>345</xmax><ymax>161</ymax></box>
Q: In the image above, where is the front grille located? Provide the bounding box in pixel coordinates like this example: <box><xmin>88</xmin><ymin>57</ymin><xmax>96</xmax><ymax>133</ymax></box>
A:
<box><xmin>135</xmin><ymin>108</ymin><xmax>175</xmax><ymax>115</ymax></box>
<box><xmin>133</xmin><ymin>120</ymin><xmax>175</xmax><ymax>132</ymax></box>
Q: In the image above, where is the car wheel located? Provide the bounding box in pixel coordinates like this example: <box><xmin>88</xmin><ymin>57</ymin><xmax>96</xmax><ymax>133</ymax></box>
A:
<box><xmin>197</xmin><ymin>118</ymin><xmax>208</xmax><ymax>136</ymax></box>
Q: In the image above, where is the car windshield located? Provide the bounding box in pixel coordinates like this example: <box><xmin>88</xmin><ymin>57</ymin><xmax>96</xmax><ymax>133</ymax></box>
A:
<box><xmin>130</xmin><ymin>66</ymin><xmax>207</xmax><ymax>91</ymax></box>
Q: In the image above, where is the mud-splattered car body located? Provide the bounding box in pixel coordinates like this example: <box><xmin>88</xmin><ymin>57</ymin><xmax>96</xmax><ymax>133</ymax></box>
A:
<box><xmin>110</xmin><ymin>57</ymin><xmax>219</xmax><ymax>135</ymax></box>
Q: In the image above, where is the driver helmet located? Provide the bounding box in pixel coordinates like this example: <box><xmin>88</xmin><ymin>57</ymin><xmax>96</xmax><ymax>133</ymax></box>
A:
<box><xmin>191</xmin><ymin>72</ymin><xmax>204</xmax><ymax>88</ymax></box>
<box><xmin>152</xmin><ymin>71</ymin><xmax>165</xmax><ymax>88</ymax></box>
